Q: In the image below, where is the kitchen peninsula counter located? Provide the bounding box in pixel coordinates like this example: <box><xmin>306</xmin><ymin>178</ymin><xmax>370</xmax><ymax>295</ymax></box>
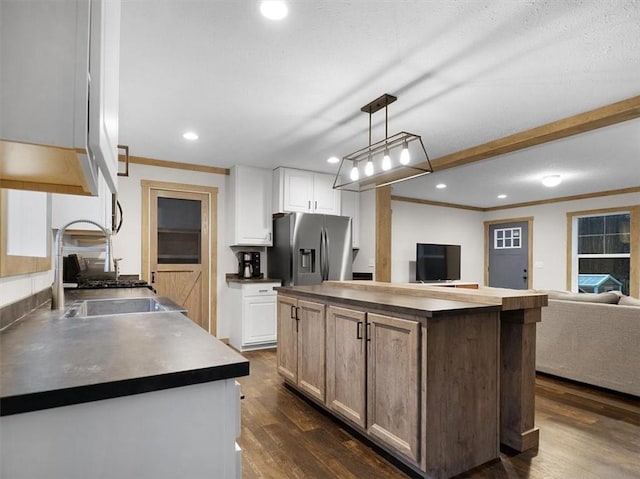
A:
<box><xmin>0</xmin><ymin>287</ymin><xmax>248</xmax><ymax>478</ymax></box>
<box><xmin>0</xmin><ymin>287</ymin><xmax>248</xmax><ymax>416</ymax></box>
<box><xmin>275</xmin><ymin>282</ymin><xmax>546</xmax><ymax>479</ymax></box>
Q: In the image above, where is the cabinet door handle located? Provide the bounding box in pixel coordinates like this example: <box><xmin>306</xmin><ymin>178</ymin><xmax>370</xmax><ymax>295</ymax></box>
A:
<box><xmin>259</xmin><ymin>289</ymin><xmax>268</xmax><ymax>293</ymax></box>
<box><xmin>366</xmin><ymin>323</ymin><xmax>371</xmax><ymax>342</ymax></box>
<box><xmin>151</xmin><ymin>271</ymin><xmax>156</xmax><ymax>283</ymax></box>
<box><xmin>117</xmin><ymin>145</ymin><xmax>129</xmax><ymax>177</ymax></box>
<box><xmin>356</xmin><ymin>321</ymin><xmax>363</xmax><ymax>340</ymax></box>
<box><xmin>314</xmin><ymin>200</ymin><xmax>317</xmax><ymax>210</ymax></box>
<box><xmin>308</xmin><ymin>200</ymin><xmax>311</xmax><ymax>210</ymax></box>
<box><xmin>290</xmin><ymin>305</ymin><xmax>296</xmax><ymax>319</ymax></box>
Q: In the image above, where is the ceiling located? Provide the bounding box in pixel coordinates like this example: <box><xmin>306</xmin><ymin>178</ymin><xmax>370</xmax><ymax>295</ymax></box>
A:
<box><xmin>118</xmin><ymin>0</ymin><xmax>640</xmax><ymax>208</ymax></box>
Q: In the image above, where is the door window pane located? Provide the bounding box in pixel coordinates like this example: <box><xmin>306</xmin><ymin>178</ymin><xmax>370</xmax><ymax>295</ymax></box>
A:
<box><xmin>157</xmin><ymin>197</ymin><xmax>201</xmax><ymax>264</ymax></box>
<box><xmin>494</xmin><ymin>227</ymin><xmax>522</xmax><ymax>249</ymax></box>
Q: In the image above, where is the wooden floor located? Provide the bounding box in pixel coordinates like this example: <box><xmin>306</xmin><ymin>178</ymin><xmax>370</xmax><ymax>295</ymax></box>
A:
<box><xmin>236</xmin><ymin>349</ymin><xmax>640</xmax><ymax>479</ymax></box>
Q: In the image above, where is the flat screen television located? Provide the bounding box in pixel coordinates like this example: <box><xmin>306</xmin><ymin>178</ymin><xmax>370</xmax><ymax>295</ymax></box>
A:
<box><xmin>416</xmin><ymin>243</ymin><xmax>461</xmax><ymax>282</ymax></box>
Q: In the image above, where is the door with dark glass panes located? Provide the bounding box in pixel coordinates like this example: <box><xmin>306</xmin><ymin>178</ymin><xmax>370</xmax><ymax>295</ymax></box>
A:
<box><xmin>150</xmin><ymin>189</ymin><xmax>210</xmax><ymax>331</ymax></box>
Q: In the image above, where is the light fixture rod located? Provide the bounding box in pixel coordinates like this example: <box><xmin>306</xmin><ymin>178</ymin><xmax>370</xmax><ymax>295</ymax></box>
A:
<box><xmin>385</xmin><ymin>104</ymin><xmax>388</xmax><ymax>139</ymax></box>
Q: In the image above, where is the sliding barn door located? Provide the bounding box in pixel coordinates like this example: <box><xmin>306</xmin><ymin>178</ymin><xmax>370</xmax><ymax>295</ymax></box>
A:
<box><xmin>149</xmin><ymin>188</ymin><xmax>210</xmax><ymax>331</ymax></box>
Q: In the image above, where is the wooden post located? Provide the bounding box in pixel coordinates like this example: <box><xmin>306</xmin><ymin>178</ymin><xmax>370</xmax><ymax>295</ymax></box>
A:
<box><xmin>500</xmin><ymin>308</ymin><xmax>541</xmax><ymax>451</ymax></box>
<box><xmin>375</xmin><ymin>186</ymin><xmax>392</xmax><ymax>282</ymax></box>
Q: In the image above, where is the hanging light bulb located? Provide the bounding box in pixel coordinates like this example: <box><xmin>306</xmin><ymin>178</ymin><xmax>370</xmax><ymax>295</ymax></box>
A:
<box><xmin>350</xmin><ymin>165</ymin><xmax>359</xmax><ymax>181</ymax></box>
<box><xmin>399</xmin><ymin>140</ymin><xmax>410</xmax><ymax>165</ymax></box>
<box><xmin>382</xmin><ymin>148</ymin><xmax>392</xmax><ymax>171</ymax></box>
<box><xmin>365</xmin><ymin>156</ymin><xmax>374</xmax><ymax>176</ymax></box>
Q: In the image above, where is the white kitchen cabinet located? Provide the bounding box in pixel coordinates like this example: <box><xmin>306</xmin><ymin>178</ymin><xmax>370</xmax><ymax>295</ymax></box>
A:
<box><xmin>341</xmin><ymin>190</ymin><xmax>360</xmax><ymax>248</ymax></box>
<box><xmin>0</xmin><ymin>0</ymin><xmax>120</xmax><ymax>196</ymax></box>
<box><xmin>228</xmin><ymin>282</ymin><xmax>280</xmax><ymax>351</ymax></box>
<box><xmin>273</xmin><ymin>168</ymin><xmax>341</xmax><ymax>215</ymax></box>
<box><xmin>52</xmin><ymin>172</ymin><xmax>113</xmax><ymax>232</ymax></box>
<box><xmin>227</xmin><ymin>166</ymin><xmax>272</xmax><ymax>246</ymax></box>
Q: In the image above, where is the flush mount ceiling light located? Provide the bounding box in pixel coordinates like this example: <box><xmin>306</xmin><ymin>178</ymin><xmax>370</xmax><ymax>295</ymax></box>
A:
<box><xmin>327</xmin><ymin>156</ymin><xmax>339</xmax><ymax>164</ymax></box>
<box><xmin>497</xmin><ymin>194</ymin><xmax>507</xmax><ymax>199</ymax></box>
<box><xmin>260</xmin><ymin>0</ymin><xmax>288</xmax><ymax>20</ymax></box>
<box><xmin>542</xmin><ymin>175</ymin><xmax>562</xmax><ymax>187</ymax></box>
<box><xmin>436</xmin><ymin>183</ymin><xmax>447</xmax><ymax>189</ymax></box>
<box><xmin>182</xmin><ymin>131</ymin><xmax>199</xmax><ymax>140</ymax></box>
<box><xmin>333</xmin><ymin>93</ymin><xmax>433</xmax><ymax>191</ymax></box>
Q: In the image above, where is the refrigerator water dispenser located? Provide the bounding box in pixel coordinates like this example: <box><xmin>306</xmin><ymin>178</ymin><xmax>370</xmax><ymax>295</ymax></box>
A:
<box><xmin>299</xmin><ymin>249</ymin><xmax>316</xmax><ymax>273</ymax></box>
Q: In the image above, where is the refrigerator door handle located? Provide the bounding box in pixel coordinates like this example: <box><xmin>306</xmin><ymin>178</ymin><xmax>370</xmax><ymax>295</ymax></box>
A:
<box><xmin>324</xmin><ymin>227</ymin><xmax>331</xmax><ymax>279</ymax></box>
<box><xmin>319</xmin><ymin>229</ymin><xmax>326</xmax><ymax>281</ymax></box>
<box><xmin>321</xmin><ymin>228</ymin><xmax>329</xmax><ymax>281</ymax></box>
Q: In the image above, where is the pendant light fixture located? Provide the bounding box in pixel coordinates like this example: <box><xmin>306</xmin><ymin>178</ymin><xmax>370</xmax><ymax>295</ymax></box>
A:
<box><xmin>333</xmin><ymin>93</ymin><xmax>433</xmax><ymax>191</ymax></box>
<box><xmin>399</xmin><ymin>139</ymin><xmax>410</xmax><ymax>165</ymax></box>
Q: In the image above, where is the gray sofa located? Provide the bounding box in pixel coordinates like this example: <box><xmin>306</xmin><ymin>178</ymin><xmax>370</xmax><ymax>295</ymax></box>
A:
<box><xmin>536</xmin><ymin>290</ymin><xmax>640</xmax><ymax>397</ymax></box>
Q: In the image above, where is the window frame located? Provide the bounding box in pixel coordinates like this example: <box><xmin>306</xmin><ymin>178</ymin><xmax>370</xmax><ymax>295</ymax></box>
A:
<box><xmin>567</xmin><ymin>206</ymin><xmax>639</xmax><ymax>298</ymax></box>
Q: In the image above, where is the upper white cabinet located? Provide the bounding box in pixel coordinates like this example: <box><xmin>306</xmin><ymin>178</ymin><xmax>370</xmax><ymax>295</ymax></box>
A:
<box><xmin>227</xmin><ymin>166</ymin><xmax>273</xmax><ymax>246</ymax></box>
<box><xmin>341</xmin><ymin>191</ymin><xmax>360</xmax><ymax>249</ymax></box>
<box><xmin>273</xmin><ymin>168</ymin><xmax>341</xmax><ymax>216</ymax></box>
<box><xmin>0</xmin><ymin>0</ymin><xmax>121</xmax><ymax>196</ymax></box>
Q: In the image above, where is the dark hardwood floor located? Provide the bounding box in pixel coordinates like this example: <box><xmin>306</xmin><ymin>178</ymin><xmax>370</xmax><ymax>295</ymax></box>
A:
<box><xmin>236</xmin><ymin>349</ymin><xmax>640</xmax><ymax>479</ymax></box>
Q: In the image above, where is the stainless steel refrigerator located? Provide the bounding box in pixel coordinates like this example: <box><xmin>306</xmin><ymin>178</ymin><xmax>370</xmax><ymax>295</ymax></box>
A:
<box><xmin>268</xmin><ymin>213</ymin><xmax>352</xmax><ymax>286</ymax></box>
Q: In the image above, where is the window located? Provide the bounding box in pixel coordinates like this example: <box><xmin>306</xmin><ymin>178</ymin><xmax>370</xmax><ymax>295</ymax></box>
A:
<box><xmin>494</xmin><ymin>227</ymin><xmax>522</xmax><ymax>249</ymax></box>
<box><xmin>570</xmin><ymin>210</ymin><xmax>632</xmax><ymax>295</ymax></box>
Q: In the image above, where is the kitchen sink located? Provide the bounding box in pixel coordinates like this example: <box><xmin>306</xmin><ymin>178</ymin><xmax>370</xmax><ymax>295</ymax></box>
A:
<box><xmin>64</xmin><ymin>298</ymin><xmax>167</xmax><ymax>318</ymax></box>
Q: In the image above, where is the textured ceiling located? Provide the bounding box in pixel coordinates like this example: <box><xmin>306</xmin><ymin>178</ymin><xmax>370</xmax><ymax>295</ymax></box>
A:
<box><xmin>118</xmin><ymin>0</ymin><xmax>640</xmax><ymax>207</ymax></box>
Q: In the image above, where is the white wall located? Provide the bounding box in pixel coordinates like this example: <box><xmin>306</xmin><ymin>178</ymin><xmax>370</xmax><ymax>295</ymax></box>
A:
<box><xmin>483</xmin><ymin>191</ymin><xmax>640</xmax><ymax>291</ymax></box>
<box><xmin>113</xmin><ymin>164</ymin><xmax>237</xmax><ymax>338</ymax></box>
<box><xmin>352</xmin><ymin>189</ymin><xmax>376</xmax><ymax>276</ymax></box>
<box><xmin>390</xmin><ymin>201</ymin><xmax>485</xmax><ymax>284</ymax></box>
<box><xmin>363</xmin><ymin>190</ymin><xmax>639</xmax><ymax>288</ymax></box>
<box><xmin>0</xmin><ymin>190</ymin><xmax>52</xmax><ymax>308</ymax></box>
<box><xmin>0</xmin><ymin>271</ymin><xmax>53</xmax><ymax>307</ymax></box>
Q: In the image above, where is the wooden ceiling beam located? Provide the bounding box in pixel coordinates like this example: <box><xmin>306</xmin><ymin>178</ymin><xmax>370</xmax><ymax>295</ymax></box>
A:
<box><xmin>418</xmin><ymin>95</ymin><xmax>640</xmax><ymax>172</ymax></box>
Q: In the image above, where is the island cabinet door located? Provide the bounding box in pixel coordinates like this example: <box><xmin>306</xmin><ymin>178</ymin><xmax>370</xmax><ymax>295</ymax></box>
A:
<box><xmin>296</xmin><ymin>300</ymin><xmax>327</xmax><ymax>402</ymax></box>
<box><xmin>326</xmin><ymin>306</ymin><xmax>367</xmax><ymax>428</ymax></box>
<box><xmin>277</xmin><ymin>295</ymin><xmax>299</xmax><ymax>382</ymax></box>
<box><xmin>366</xmin><ymin>313</ymin><xmax>421</xmax><ymax>463</ymax></box>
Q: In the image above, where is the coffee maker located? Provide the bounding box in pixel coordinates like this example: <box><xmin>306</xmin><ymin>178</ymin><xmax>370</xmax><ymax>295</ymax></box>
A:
<box><xmin>238</xmin><ymin>251</ymin><xmax>261</xmax><ymax>279</ymax></box>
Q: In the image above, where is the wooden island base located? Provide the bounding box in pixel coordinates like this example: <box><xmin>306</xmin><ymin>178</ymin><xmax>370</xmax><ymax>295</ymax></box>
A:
<box><xmin>275</xmin><ymin>282</ymin><xmax>547</xmax><ymax>479</ymax></box>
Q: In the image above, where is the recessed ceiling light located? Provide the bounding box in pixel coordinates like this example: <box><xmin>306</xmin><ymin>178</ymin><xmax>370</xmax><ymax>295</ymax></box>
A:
<box><xmin>497</xmin><ymin>194</ymin><xmax>507</xmax><ymax>199</ymax></box>
<box><xmin>542</xmin><ymin>175</ymin><xmax>561</xmax><ymax>187</ymax></box>
<box><xmin>260</xmin><ymin>1</ymin><xmax>288</xmax><ymax>20</ymax></box>
<box><xmin>436</xmin><ymin>183</ymin><xmax>446</xmax><ymax>189</ymax></box>
<box><xmin>327</xmin><ymin>156</ymin><xmax>339</xmax><ymax>164</ymax></box>
<box><xmin>182</xmin><ymin>132</ymin><xmax>199</xmax><ymax>141</ymax></box>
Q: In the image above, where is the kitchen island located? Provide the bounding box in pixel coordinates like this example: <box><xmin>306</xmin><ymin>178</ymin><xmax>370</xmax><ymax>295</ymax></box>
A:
<box><xmin>275</xmin><ymin>282</ymin><xmax>546</xmax><ymax>479</ymax></box>
<box><xmin>0</xmin><ymin>288</ymin><xmax>248</xmax><ymax>479</ymax></box>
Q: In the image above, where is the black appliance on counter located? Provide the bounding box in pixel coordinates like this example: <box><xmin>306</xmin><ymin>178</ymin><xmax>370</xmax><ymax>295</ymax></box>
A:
<box><xmin>238</xmin><ymin>251</ymin><xmax>261</xmax><ymax>279</ymax></box>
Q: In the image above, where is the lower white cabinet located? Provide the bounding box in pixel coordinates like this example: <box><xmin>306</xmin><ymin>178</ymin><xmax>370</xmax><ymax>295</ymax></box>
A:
<box><xmin>0</xmin><ymin>379</ymin><xmax>243</xmax><ymax>479</ymax></box>
<box><xmin>228</xmin><ymin>282</ymin><xmax>280</xmax><ymax>351</ymax></box>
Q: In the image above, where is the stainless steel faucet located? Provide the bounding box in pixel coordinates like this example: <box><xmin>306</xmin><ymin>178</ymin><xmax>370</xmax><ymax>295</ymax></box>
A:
<box><xmin>52</xmin><ymin>220</ymin><xmax>112</xmax><ymax>310</ymax></box>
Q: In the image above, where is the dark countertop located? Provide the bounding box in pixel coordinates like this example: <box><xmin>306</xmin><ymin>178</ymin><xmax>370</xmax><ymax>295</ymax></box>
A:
<box><xmin>275</xmin><ymin>284</ymin><xmax>501</xmax><ymax>318</ymax></box>
<box><xmin>226</xmin><ymin>274</ymin><xmax>281</xmax><ymax>284</ymax></box>
<box><xmin>0</xmin><ymin>288</ymin><xmax>249</xmax><ymax>416</ymax></box>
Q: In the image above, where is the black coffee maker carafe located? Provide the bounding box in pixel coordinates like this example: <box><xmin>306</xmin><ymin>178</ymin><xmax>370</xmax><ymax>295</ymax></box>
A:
<box><xmin>238</xmin><ymin>252</ymin><xmax>261</xmax><ymax>279</ymax></box>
